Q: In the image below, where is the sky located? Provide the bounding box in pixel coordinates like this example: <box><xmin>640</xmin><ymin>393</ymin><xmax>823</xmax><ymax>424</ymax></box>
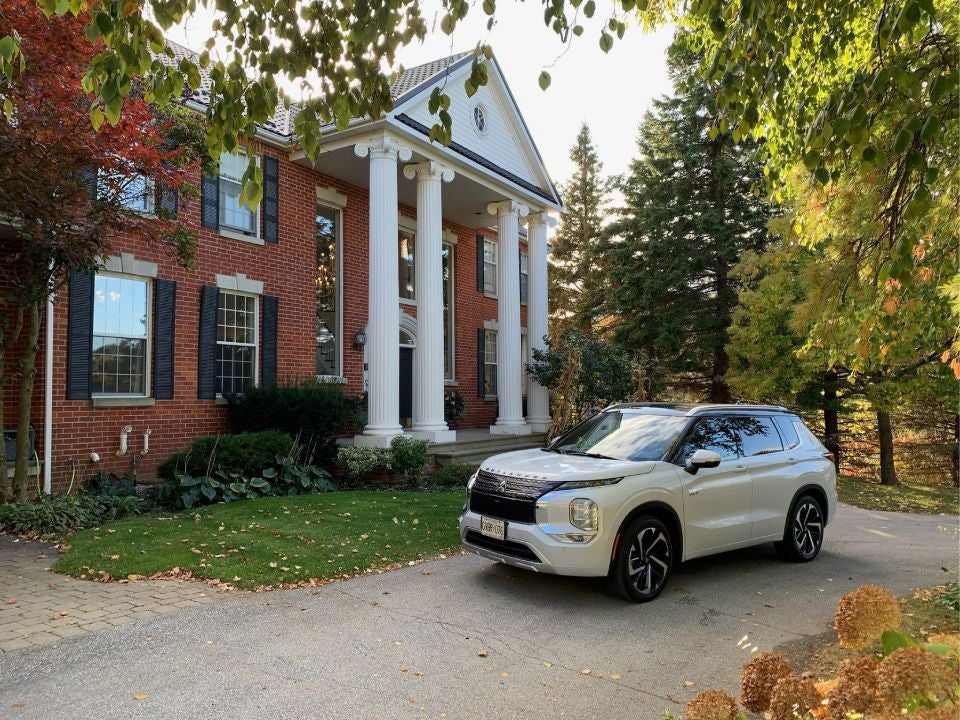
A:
<box><xmin>166</xmin><ymin>0</ymin><xmax>675</xmax><ymax>188</ymax></box>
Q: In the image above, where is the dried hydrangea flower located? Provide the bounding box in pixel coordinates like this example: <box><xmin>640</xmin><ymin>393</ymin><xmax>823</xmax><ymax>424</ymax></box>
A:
<box><xmin>685</xmin><ymin>689</ymin><xmax>739</xmax><ymax>720</ymax></box>
<box><xmin>826</xmin><ymin>655</ymin><xmax>880</xmax><ymax>719</ymax></box>
<box><xmin>875</xmin><ymin>647</ymin><xmax>958</xmax><ymax>709</ymax></box>
<box><xmin>740</xmin><ymin>652</ymin><xmax>795</xmax><ymax>712</ymax></box>
<box><xmin>834</xmin><ymin>585</ymin><xmax>901</xmax><ymax>649</ymax></box>
<box><xmin>769</xmin><ymin>675</ymin><xmax>820</xmax><ymax>720</ymax></box>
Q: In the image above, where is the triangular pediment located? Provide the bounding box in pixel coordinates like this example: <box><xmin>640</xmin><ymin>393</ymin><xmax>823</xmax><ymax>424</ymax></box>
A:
<box><xmin>391</xmin><ymin>56</ymin><xmax>560</xmax><ymax>207</ymax></box>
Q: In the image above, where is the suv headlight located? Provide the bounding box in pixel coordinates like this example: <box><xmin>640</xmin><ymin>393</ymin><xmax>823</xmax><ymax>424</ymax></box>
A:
<box><xmin>556</xmin><ymin>477</ymin><xmax>623</xmax><ymax>490</ymax></box>
<box><xmin>569</xmin><ymin>498</ymin><xmax>599</xmax><ymax>532</ymax></box>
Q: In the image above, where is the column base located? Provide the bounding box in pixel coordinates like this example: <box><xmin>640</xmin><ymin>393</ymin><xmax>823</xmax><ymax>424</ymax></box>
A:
<box><xmin>408</xmin><ymin>428</ymin><xmax>457</xmax><ymax>444</ymax></box>
<box><xmin>353</xmin><ymin>432</ymin><xmax>403</xmax><ymax>449</ymax></box>
<box><xmin>525</xmin><ymin>419</ymin><xmax>551</xmax><ymax>433</ymax></box>
<box><xmin>489</xmin><ymin>423</ymin><xmax>533</xmax><ymax>436</ymax></box>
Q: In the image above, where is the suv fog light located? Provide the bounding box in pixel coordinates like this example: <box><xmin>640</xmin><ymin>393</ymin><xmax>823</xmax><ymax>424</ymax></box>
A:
<box><xmin>569</xmin><ymin>498</ymin><xmax>598</xmax><ymax>532</ymax></box>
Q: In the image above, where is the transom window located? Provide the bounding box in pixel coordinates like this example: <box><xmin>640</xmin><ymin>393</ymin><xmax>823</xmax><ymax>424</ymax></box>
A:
<box><xmin>92</xmin><ymin>275</ymin><xmax>150</xmax><ymax>395</ymax></box>
<box><xmin>399</xmin><ymin>230</ymin><xmax>416</xmax><ymax>301</ymax></box>
<box><xmin>316</xmin><ymin>205</ymin><xmax>340</xmax><ymax>377</ymax></box>
<box><xmin>483</xmin><ymin>239</ymin><xmax>497</xmax><ymax>294</ymax></box>
<box><xmin>484</xmin><ymin>329</ymin><xmax>498</xmax><ymax>396</ymax></box>
<box><xmin>219</xmin><ymin>151</ymin><xmax>258</xmax><ymax>237</ymax></box>
<box><xmin>473</xmin><ymin>104</ymin><xmax>487</xmax><ymax>134</ymax></box>
<box><xmin>217</xmin><ymin>291</ymin><xmax>258</xmax><ymax>394</ymax></box>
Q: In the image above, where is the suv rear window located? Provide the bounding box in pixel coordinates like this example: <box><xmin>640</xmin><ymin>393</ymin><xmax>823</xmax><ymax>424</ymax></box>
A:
<box><xmin>773</xmin><ymin>415</ymin><xmax>801</xmax><ymax>450</ymax></box>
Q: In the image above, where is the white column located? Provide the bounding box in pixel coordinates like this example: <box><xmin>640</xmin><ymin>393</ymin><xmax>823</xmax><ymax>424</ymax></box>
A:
<box><xmin>525</xmin><ymin>212</ymin><xmax>554</xmax><ymax>432</ymax></box>
<box><xmin>404</xmin><ymin>160</ymin><xmax>456</xmax><ymax>444</ymax></box>
<box><xmin>487</xmin><ymin>200</ymin><xmax>531</xmax><ymax>435</ymax></box>
<box><xmin>354</xmin><ymin>136</ymin><xmax>411</xmax><ymax>448</ymax></box>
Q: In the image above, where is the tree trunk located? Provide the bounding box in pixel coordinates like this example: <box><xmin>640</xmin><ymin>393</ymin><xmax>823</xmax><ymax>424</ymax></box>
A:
<box><xmin>0</xmin><ymin>307</ymin><xmax>25</xmax><ymax>504</ymax></box>
<box><xmin>876</xmin><ymin>409</ymin><xmax>899</xmax><ymax>486</ymax></box>
<box><xmin>952</xmin><ymin>413</ymin><xmax>959</xmax><ymax>488</ymax></box>
<box><xmin>709</xmin><ymin>344</ymin><xmax>732</xmax><ymax>403</ymax></box>
<box><xmin>12</xmin><ymin>300</ymin><xmax>41</xmax><ymax>501</ymax></box>
<box><xmin>822</xmin><ymin>373</ymin><xmax>841</xmax><ymax>473</ymax></box>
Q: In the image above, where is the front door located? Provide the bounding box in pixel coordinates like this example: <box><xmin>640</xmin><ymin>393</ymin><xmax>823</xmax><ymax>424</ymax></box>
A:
<box><xmin>399</xmin><ymin>347</ymin><xmax>413</xmax><ymax>427</ymax></box>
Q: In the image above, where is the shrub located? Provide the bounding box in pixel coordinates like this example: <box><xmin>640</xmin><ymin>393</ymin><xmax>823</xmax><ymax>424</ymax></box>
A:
<box><xmin>389</xmin><ymin>436</ymin><xmax>428</xmax><ymax>480</ymax></box>
<box><xmin>83</xmin><ymin>471</ymin><xmax>136</xmax><ymax>498</ymax></box>
<box><xmin>173</xmin><ymin>455</ymin><xmax>337</xmax><ymax>509</ymax></box>
<box><xmin>337</xmin><ymin>446</ymin><xmax>390</xmax><ymax>480</ymax></box>
<box><xmin>428</xmin><ymin>463</ymin><xmax>476</xmax><ymax>488</ymax></box>
<box><xmin>444</xmin><ymin>390</ymin><xmax>465</xmax><ymax>427</ymax></box>
<box><xmin>225</xmin><ymin>382</ymin><xmax>364</xmax><ymax>467</ymax></box>
<box><xmin>0</xmin><ymin>492</ymin><xmax>145</xmax><ymax>535</ymax></box>
<box><xmin>158</xmin><ymin>431</ymin><xmax>294</xmax><ymax>481</ymax></box>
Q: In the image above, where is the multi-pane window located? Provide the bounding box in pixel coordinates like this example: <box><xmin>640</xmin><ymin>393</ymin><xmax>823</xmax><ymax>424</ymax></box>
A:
<box><xmin>99</xmin><ymin>171</ymin><xmax>155</xmax><ymax>214</ymax></box>
<box><xmin>92</xmin><ymin>275</ymin><xmax>149</xmax><ymax>395</ymax></box>
<box><xmin>398</xmin><ymin>230</ymin><xmax>416</xmax><ymax>300</ymax></box>
<box><xmin>484</xmin><ymin>329</ymin><xmax>498</xmax><ymax>396</ymax></box>
<box><xmin>219</xmin><ymin>152</ymin><xmax>258</xmax><ymax>236</ymax></box>
<box><xmin>316</xmin><ymin>205</ymin><xmax>340</xmax><ymax>376</ymax></box>
<box><xmin>483</xmin><ymin>239</ymin><xmax>497</xmax><ymax>294</ymax></box>
<box><xmin>216</xmin><ymin>291</ymin><xmax>258</xmax><ymax>394</ymax></box>
<box><xmin>520</xmin><ymin>250</ymin><xmax>529</xmax><ymax>304</ymax></box>
<box><xmin>442</xmin><ymin>243</ymin><xmax>454</xmax><ymax>380</ymax></box>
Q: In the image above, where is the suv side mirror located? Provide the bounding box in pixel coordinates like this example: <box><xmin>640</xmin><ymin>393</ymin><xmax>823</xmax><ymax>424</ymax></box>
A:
<box><xmin>684</xmin><ymin>449</ymin><xmax>722</xmax><ymax>475</ymax></box>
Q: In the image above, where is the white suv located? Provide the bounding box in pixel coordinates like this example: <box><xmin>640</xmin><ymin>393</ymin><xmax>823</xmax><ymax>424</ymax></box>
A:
<box><xmin>459</xmin><ymin>404</ymin><xmax>837</xmax><ymax>602</ymax></box>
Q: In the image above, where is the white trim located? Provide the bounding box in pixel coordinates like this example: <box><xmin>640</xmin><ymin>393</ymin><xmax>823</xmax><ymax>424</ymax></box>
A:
<box><xmin>91</xmin><ymin>397</ymin><xmax>156</xmax><ymax>408</ymax></box>
<box><xmin>218</xmin><ymin>150</ymin><xmax>261</xmax><ymax>241</ymax></box>
<box><xmin>219</xmin><ymin>227</ymin><xmax>265</xmax><ymax>245</ymax></box>
<box><xmin>316</xmin><ymin>185</ymin><xmax>348</xmax><ymax>208</ymax></box>
<box><xmin>442</xmin><ymin>228</ymin><xmax>458</xmax><ymax>245</ymax></box>
<box><xmin>483</xmin><ymin>319</ymin><xmax>499</xmax><ymax>331</ymax></box>
<box><xmin>215</xmin><ymin>289</ymin><xmax>259</xmax><ymax>395</ymax></box>
<box><xmin>101</xmin><ymin>253</ymin><xmax>158</xmax><ymax>279</ymax></box>
<box><xmin>91</xmin><ymin>272</ymin><xmax>152</xmax><ymax>399</ymax></box>
<box><xmin>398</xmin><ymin>213</ymin><xmax>417</xmax><ymax>232</ymax></box>
<box><xmin>215</xmin><ymin>272</ymin><xmax>264</xmax><ymax>295</ymax></box>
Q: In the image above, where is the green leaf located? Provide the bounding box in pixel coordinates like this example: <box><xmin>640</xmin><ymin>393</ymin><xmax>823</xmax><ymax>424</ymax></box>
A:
<box><xmin>538</xmin><ymin>70</ymin><xmax>551</xmax><ymax>91</ymax></box>
<box><xmin>583</xmin><ymin>0</ymin><xmax>596</xmax><ymax>18</ymax></box>
<box><xmin>599</xmin><ymin>32</ymin><xmax>613</xmax><ymax>53</ymax></box>
<box><xmin>200</xmin><ymin>484</ymin><xmax>217</xmax><ymax>501</ymax></box>
<box><xmin>262</xmin><ymin>467</ymin><xmax>277</xmax><ymax>479</ymax></box>
<box><xmin>881</xmin><ymin>629</ymin><xmax>921</xmax><ymax>656</ymax></box>
<box><xmin>0</xmin><ymin>35</ymin><xmax>16</xmax><ymax>62</ymax></box>
<box><xmin>249</xmin><ymin>478</ymin><xmax>270</xmax><ymax>489</ymax></box>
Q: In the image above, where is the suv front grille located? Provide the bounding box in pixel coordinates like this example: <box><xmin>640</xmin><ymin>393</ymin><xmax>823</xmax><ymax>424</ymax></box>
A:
<box><xmin>469</xmin><ymin>470</ymin><xmax>554</xmax><ymax>524</ymax></box>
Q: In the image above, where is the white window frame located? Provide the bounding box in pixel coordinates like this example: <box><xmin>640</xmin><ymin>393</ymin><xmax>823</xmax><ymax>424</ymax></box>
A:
<box><xmin>316</xmin><ymin>203</ymin><xmax>344</xmax><ymax>381</ymax></box>
<box><xmin>91</xmin><ymin>272</ymin><xmax>152</xmax><ymax>398</ymax></box>
<box><xmin>483</xmin><ymin>238</ymin><xmax>498</xmax><ymax>296</ymax></box>
<box><xmin>443</xmin><ymin>241</ymin><xmax>455</xmax><ymax>382</ymax></box>
<box><xmin>215</xmin><ymin>289</ymin><xmax>259</xmax><ymax>396</ymax></box>
<box><xmin>520</xmin><ymin>249</ymin><xmax>529</xmax><ymax>306</ymax></box>
<box><xmin>218</xmin><ymin>150</ymin><xmax>261</xmax><ymax>243</ymax></box>
<box><xmin>484</xmin><ymin>328</ymin><xmax>498</xmax><ymax>398</ymax></box>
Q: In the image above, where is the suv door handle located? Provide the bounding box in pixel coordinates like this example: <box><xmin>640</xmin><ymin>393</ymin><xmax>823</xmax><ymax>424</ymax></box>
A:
<box><xmin>688</xmin><ymin>488</ymin><xmax>702</xmax><ymax>496</ymax></box>
<box><xmin>734</xmin><ymin>465</ymin><xmax>746</xmax><ymax>471</ymax></box>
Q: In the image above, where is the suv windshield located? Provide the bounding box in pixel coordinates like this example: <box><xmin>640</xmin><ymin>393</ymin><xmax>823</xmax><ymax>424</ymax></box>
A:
<box><xmin>547</xmin><ymin>411</ymin><xmax>689</xmax><ymax>462</ymax></box>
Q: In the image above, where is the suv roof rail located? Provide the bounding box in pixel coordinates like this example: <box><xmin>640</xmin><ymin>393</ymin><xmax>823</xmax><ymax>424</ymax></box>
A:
<box><xmin>689</xmin><ymin>404</ymin><xmax>790</xmax><ymax>414</ymax></box>
<box><xmin>604</xmin><ymin>402</ymin><xmax>792</xmax><ymax>415</ymax></box>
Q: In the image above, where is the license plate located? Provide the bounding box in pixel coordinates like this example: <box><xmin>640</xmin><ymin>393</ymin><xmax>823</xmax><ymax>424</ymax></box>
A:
<box><xmin>480</xmin><ymin>516</ymin><xmax>506</xmax><ymax>541</ymax></box>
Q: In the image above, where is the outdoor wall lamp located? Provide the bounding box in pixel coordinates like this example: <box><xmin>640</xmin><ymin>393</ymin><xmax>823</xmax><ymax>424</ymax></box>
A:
<box><xmin>353</xmin><ymin>329</ymin><xmax>367</xmax><ymax>349</ymax></box>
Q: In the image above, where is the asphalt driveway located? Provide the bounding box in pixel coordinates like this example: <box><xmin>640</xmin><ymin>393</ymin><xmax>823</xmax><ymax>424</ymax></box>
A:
<box><xmin>0</xmin><ymin>504</ymin><xmax>956</xmax><ymax>720</ymax></box>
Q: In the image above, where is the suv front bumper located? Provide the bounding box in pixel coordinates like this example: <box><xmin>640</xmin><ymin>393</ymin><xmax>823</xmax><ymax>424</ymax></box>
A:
<box><xmin>459</xmin><ymin>508</ymin><xmax>612</xmax><ymax>577</ymax></box>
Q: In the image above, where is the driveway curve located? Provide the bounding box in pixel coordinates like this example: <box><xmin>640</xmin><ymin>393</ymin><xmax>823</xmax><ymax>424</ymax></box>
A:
<box><xmin>0</xmin><ymin>504</ymin><xmax>956</xmax><ymax>720</ymax></box>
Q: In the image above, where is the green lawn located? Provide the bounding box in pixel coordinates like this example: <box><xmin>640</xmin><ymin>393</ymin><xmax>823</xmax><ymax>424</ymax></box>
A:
<box><xmin>53</xmin><ymin>491</ymin><xmax>465</xmax><ymax>589</ymax></box>
<box><xmin>837</xmin><ymin>475</ymin><xmax>959</xmax><ymax>515</ymax></box>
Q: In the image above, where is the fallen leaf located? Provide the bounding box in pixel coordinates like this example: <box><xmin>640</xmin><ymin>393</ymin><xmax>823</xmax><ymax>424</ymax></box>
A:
<box><xmin>581</xmin><ymin>668</ymin><xmax>592</xmax><ymax>676</ymax></box>
<box><xmin>414</xmin><ymin>671</ymin><xmax>424</xmax><ymax>677</ymax></box>
<box><xmin>5</xmin><ymin>598</ymin><xmax>15</xmax><ymax>605</ymax></box>
<box><xmin>10</xmin><ymin>703</ymin><xmax>26</xmax><ymax>709</ymax></box>
<box><xmin>399</xmin><ymin>666</ymin><xmax>409</xmax><ymax>673</ymax></box>
<box><xmin>683</xmin><ymin>680</ymin><xmax>695</xmax><ymax>688</ymax></box>
<box><xmin>133</xmin><ymin>693</ymin><xmax>149</xmax><ymax>701</ymax></box>
<box><xmin>127</xmin><ymin>574</ymin><xmax>143</xmax><ymax>581</ymax></box>
<box><xmin>543</xmin><ymin>662</ymin><xmax>552</xmax><ymax>668</ymax></box>
<box><xmin>109</xmin><ymin>555</ymin><xmax>120</xmax><ymax>560</ymax></box>
<box><xmin>499</xmin><ymin>672</ymin><xmax>509</xmax><ymax>678</ymax></box>
<box><xmin>477</xmin><ymin>649</ymin><xmax>489</xmax><ymax>657</ymax></box>
<box><xmin>610</xmin><ymin>673</ymin><xmax>622</xmax><ymax>681</ymax></box>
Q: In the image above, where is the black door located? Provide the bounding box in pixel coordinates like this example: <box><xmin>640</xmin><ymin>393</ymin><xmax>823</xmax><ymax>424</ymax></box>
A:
<box><xmin>399</xmin><ymin>347</ymin><xmax>413</xmax><ymax>426</ymax></box>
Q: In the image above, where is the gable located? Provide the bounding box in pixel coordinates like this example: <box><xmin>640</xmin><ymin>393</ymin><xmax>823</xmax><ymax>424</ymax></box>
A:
<box><xmin>393</xmin><ymin>58</ymin><xmax>559</xmax><ymax>206</ymax></box>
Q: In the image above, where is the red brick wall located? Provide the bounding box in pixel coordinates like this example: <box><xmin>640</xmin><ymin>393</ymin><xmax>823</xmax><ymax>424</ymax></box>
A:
<box><xmin>4</xmin><ymin>142</ymin><xmax>533</xmax><ymax>492</ymax></box>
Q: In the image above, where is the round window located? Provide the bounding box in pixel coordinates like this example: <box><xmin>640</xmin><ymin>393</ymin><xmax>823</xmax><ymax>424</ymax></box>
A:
<box><xmin>473</xmin><ymin>104</ymin><xmax>488</xmax><ymax>135</ymax></box>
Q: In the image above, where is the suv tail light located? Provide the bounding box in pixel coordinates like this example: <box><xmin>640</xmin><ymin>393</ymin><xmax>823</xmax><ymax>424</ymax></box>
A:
<box><xmin>822</xmin><ymin>451</ymin><xmax>835</xmax><ymax>463</ymax></box>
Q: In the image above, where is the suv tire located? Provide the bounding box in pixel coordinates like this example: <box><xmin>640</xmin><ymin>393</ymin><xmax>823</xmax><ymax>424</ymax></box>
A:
<box><xmin>607</xmin><ymin>515</ymin><xmax>674</xmax><ymax>602</ymax></box>
<box><xmin>775</xmin><ymin>494</ymin><xmax>825</xmax><ymax>562</ymax></box>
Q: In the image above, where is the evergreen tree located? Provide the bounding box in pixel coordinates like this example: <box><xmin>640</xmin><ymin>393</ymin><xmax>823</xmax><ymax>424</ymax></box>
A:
<box><xmin>606</xmin><ymin>39</ymin><xmax>773</xmax><ymax>402</ymax></box>
<box><xmin>549</xmin><ymin>123</ymin><xmax>609</xmax><ymax>332</ymax></box>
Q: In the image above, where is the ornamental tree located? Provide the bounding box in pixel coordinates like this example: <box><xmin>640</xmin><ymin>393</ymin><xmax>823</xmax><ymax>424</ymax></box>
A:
<box><xmin>0</xmin><ymin>0</ymin><xmax>203</xmax><ymax>501</ymax></box>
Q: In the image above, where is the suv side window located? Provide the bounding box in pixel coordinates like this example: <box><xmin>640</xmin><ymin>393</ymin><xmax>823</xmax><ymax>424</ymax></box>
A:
<box><xmin>677</xmin><ymin>417</ymin><xmax>740</xmax><ymax>463</ymax></box>
<box><xmin>735</xmin><ymin>416</ymin><xmax>784</xmax><ymax>457</ymax></box>
<box><xmin>773</xmin><ymin>415</ymin><xmax>801</xmax><ymax>450</ymax></box>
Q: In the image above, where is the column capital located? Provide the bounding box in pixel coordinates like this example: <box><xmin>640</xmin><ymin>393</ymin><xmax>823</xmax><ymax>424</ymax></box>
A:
<box><xmin>354</xmin><ymin>136</ymin><xmax>412</xmax><ymax>162</ymax></box>
<box><xmin>402</xmin><ymin>160</ymin><xmax>454</xmax><ymax>183</ymax></box>
<box><xmin>486</xmin><ymin>199</ymin><xmax>529</xmax><ymax>218</ymax></box>
<box><xmin>523</xmin><ymin>211</ymin><xmax>558</xmax><ymax>229</ymax></box>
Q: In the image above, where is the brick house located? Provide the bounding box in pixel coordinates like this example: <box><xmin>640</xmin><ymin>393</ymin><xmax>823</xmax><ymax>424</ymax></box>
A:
<box><xmin>3</xmin><ymin>44</ymin><xmax>561</xmax><ymax>492</ymax></box>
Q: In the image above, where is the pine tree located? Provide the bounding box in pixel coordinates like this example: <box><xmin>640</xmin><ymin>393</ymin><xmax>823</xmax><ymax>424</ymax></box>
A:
<box><xmin>549</xmin><ymin>123</ymin><xmax>609</xmax><ymax>332</ymax></box>
<box><xmin>605</xmin><ymin>39</ymin><xmax>773</xmax><ymax>402</ymax></box>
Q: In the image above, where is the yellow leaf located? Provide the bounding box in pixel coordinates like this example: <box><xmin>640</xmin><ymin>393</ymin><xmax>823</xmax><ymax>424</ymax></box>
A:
<box><xmin>610</xmin><ymin>673</ymin><xmax>622</xmax><ymax>681</ymax></box>
<box><xmin>133</xmin><ymin>693</ymin><xmax>149</xmax><ymax>701</ymax></box>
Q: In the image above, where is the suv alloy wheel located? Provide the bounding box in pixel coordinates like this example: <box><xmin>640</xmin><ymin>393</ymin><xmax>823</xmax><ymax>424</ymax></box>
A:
<box><xmin>607</xmin><ymin>516</ymin><xmax>673</xmax><ymax>602</ymax></box>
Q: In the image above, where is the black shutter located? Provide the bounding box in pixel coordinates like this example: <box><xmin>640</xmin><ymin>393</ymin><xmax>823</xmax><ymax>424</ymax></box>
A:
<box><xmin>477</xmin><ymin>327</ymin><xmax>485</xmax><ymax>398</ymax></box>
<box><xmin>197</xmin><ymin>285</ymin><xmax>219</xmax><ymax>399</ymax></box>
<box><xmin>66</xmin><ymin>272</ymin><xmax>95</xmax><ymax>400</ymax></box>
<box><xmin>519</xmin><ymin>250</ymin><xmax>528</xmax><ymax>304</ymax></box>
<box><xmin>200</xmin><ymin>173</ymin><xmax>219</xmax><ymax>229</ymax></box>
<box><xmin>476</xmin><ymin>234</ymin><xmax>485</xmax><ymax>293</ymax></box>
<box><xmin>261</xmin><ymin>295</ymin><xmax>278</xmax><ymax>385</ymax></box>
<box><xmin>262</xmin><ymin>156</ymin><xmax>279</xmax><ymax>243</ymax></box>
<box><xmin>157</xmin><ymin>183</ymin><xmax>179</xmax><ymax>218</ymax></box>
<box><xmin>153</xmin><ymin>279</ymin><xmax>176</xmax><ymax>399</ymax></box>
